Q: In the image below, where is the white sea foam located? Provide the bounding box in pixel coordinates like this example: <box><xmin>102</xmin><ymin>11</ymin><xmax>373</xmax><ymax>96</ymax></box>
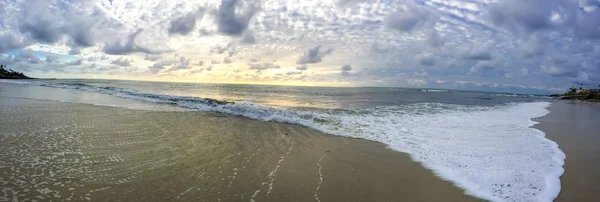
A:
<box><xmin>1</xmin><ymin>80</ymin><xmax>565</xmax><ymax>201</ymax></box>
<box><xmin>420</xmin><ymin>89</ymin><xmax>449</xmax><ymax>92</ymax></box>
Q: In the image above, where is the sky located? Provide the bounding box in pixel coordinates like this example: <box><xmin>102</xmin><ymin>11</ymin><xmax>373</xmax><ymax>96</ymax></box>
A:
<box><xmin>0</xmin><ymin>0</ymin><xmax>599</xmax><ymax>94</ymax></box>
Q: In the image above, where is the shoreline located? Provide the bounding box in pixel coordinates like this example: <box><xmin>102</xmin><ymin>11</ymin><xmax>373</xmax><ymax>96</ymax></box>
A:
<box><xmin>533</xmin><ymin>100</ymin><xmax>600</xmax><ymax>201</ymax></box>
<box><xmin>0</xmin><ymin>96</ymin><xmax>478</xmax><ymax>201</ymax></box>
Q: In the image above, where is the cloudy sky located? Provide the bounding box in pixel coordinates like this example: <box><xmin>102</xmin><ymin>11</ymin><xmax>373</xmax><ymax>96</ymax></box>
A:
<box><xmin>1</xmin><ymin>0</ymin><xmax>599</xmax><ymax>93</ymax></box>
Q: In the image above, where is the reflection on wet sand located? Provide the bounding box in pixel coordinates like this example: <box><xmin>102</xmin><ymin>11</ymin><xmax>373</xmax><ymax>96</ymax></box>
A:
<box><xmin>0</xmin><ymin>97</ymin><xmax>476</xmax><ymax>202</ymax></box>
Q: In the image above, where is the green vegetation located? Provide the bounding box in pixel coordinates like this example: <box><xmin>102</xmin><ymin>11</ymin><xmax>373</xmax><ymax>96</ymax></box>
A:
<box><xmin>0</xmin><ymin>64</ymin><xmax>32</xmax><ymax>79</ymax></box>
<box><xmin>560</xmin><ymin>85</ymin><xmax>600</xmax><ymax>102</ymax></box>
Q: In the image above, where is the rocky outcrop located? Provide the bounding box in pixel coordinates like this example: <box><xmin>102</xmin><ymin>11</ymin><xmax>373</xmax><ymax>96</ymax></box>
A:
<box><xmin>0</xmin><ymin>64</ymin><xmax>32</xmax><ymax>79</ymax></box>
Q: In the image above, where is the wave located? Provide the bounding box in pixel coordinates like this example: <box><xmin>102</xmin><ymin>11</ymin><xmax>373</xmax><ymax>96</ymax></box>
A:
<box><xmin>1</xmin><ymin>80</ymin><xmax>565</xmax><ymax>201</ymax></box>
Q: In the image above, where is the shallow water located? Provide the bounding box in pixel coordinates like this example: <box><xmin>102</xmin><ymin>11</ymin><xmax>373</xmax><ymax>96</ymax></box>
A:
<box><xmin>0</xmin><ymin>79</ymin><xmax>563</xmax><ymax>201</ymax></box>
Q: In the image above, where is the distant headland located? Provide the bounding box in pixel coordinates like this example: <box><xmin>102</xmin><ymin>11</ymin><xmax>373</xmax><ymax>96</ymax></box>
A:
<box><xmin>0</xmin><ymin>64</ymin><xmax>33</xmax><ymax>79</ymax></box>
<box><xmin>551</xmin><ymin>84</ymin><xmax>600</xmax><ymax>102</ymax></box>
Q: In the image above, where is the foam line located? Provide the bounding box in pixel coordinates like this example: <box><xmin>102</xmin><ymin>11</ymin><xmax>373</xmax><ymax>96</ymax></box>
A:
<box><xmin>1</xmin><ymin>80</ymin><xmax>565</xmax><ymax>201</ymax></box>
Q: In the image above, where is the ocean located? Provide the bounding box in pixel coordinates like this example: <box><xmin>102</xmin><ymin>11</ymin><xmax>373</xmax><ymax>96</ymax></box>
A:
<box><xmin>0</xmin><ymin>79</ymin><xmax>565</xmax><ymax>201</ymax></box>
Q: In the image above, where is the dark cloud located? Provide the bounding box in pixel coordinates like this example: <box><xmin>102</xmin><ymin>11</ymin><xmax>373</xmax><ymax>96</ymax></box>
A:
<box><xmin>248</xmin><ymin>62</ymin><xmax>280</xmax><ymax>71</ymax></box>
<box><xmin>520</xmin><ymin>37</ymin><xmax>546</xmax><ymax>59</ymax></box>
<box><xmin>223</xmin><ymin>57</ymin><xmax>233</xmax><ymax>64</ymax></box>
<box><xmin>187</xmin><ymin>68</ymin><xmax>205</xmax><ymax>75</ymax></box>
<box><xmin>46</xmin><ymin>55</ymin><xmax>60</xmax><ymax>63</ymax></box>
<box><xmin>217</xmin><ymin>0</ymin><xmax>259</xmax><ymax>36</ymax></box>
<box><xmin>169</xmin><ymin>9</ymin><xmax>204</xmax><ymax>35</ymax></box>
<box><xmin>103</xmin><ymin>29</ymin><xmax>163</xmax><ymax>55</ymax></box>
<box><xmin>19</xmin><ymin>19</ymin><xmax>64</xmax><ymax>44</ymax></box>
<box><xmin>144</xmin><ymin>54</ymin><xmax>161</xmax><ymax>61</ymax></box>
<box><xmin>385</xmin><ymin>4</ymin><xmax>432</xmax><ymax>32</ymax></box>
<box><xmin>371</xmin><ymin>43</ymin><xmax>389</xmax><ymax>53</ymax></box>
<box><xmin>296</xmin><ymin>65</ymin><xmax>307</xmax><ymax>70</ymax></box>
<box><xmin>240</xmin><ymin>32</ymin><xmax>256</xmax><ymax>44</ymax></box>
<box><xmin>210</xmin><ymin>42</ymin><xmax>237</xmax><ymax>56</ymax></box>
<box><xmin>198</xmin><ymin>60</ymin><xmax>205</xmax><ymax>66</ymax></box>
<box><xmin>148</xmin><ymin>61</ymin><xmax>171</xmax><ymax>74</ymax></box>
<box><xmin>70</xmin><ymin>22</ymin><xmax>95</xmax><ymax>47</ymax></box>
<box><xmin>16</xmin><ymin>1</ymin><xmax>99</xmax><ymax>48</ymax></box>
<box><xmin>574</xmin><ymin>9</ymin><xmax>600</xmax><ymax>39</ymax></box>
<box><xmin>111</xmin><ymin>57</ymin><xmax>133</xmax><ymax>67</ymax></box>
<box><xmin>416</xmin><ymin>53</ymin><xmax>435</xmax><ymax>66</ymax></box>
<box><xmin>488</xmin><ymin>0</ymin><xmax>600</xmax><ymax>39</ymax></box>
<box><xmin>297</xmin><ymin>45</ymin><xmax>334</xmax><ymax>64</ymax></box>
<box><xmin>426</xmin><ymin>29</ymin><xmax>444</xmax><ymax>48</ymax></box>
<box><xmin>0</xmin><ymin>34</ymin><xmax>24</xmax><ymax>53</ymax></box>
<box><xmin>341</xmin><ymin>64</ymin><xmax>352</xmax><ymax>71</ymax></box>
<box><xmin>461</xmin><ymin>43</ymin><xmax>493</xmax><ymax>60</ymax></box>
<box><xmin>341</xmin><ymin>64</ymin><xmax>355</xmax><ymax>76</ymax></box>
<box><xmin>66</xmin><ymin>59</ymin><xmax>84</xmax><ymax>66</ymax></box>
<box><xmin>285</xmin><ymin>71</ymin><xmax>302</xmax><ymax>76</ymax></box>
<box><xmin>468</xmin><ymin>61</ymin><xmax>497</xmax><ymax>75</ymax></box>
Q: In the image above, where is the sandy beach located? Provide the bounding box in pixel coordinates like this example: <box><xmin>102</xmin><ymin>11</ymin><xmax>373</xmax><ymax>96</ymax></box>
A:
<box><xmin>533</xmin><ymin>101</ymin><xmax>600</xmax><ymax>202</ymax></box>
<box><xmin>0</xmin><ymin>96</ymin><xmax>478</xmax><ymax>202</ymax></box>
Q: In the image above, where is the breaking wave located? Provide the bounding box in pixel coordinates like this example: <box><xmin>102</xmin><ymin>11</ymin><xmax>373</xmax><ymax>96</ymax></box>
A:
<box><xmin>1</xmin><ymin>80</ymin><xmax>565</xmax><ymax>202</ymax></box>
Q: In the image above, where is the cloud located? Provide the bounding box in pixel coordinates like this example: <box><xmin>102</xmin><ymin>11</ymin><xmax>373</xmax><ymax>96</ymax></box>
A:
<box><xmin>18</xmin><ymin>19</ymin><xmax>64</xmax><ymax>44</ymax></box>
<box><xmin>414</xmin><ymin>70</ymin><xmax>429</xmax><ymax>77</ymax></box>
<box><xmin>297</xmin><ymin>45</ymin><xmax>334</xmax><ymax>64</ymax></box>
<box><xmin>240</xmin><ymin>32</ymin><xmax>256</xmax><ymax>44</ymax></box>
<box><xmin>371</xmin><ymin>43</ymin><xmax>389</xmax><ymax>53</ymax></box>
<box><xmin>341</xmin><ymin>64</ymin><xmax>352</xmax><ymax>71</ymax></box>
<box><xmin>148</xmin><ymin>61</ymin><xmax>173</xmax><ymax>74</ymax></box>
<box><xmin>385</xmin><ymin>4</ymin><xmax>433</xmax><ymax>32</ymax></box>
<box><xmin>541</xmin><ymin>65</ymin><xmax>576</xmax><ymax>77</ymax></box>
<box><xmin>574</xmin><ymin>9</ymin><xmax>600</xmax><ymax>39</ymax></box>
<box><xmin>103</xmin><ymin>29</ymin><xmax>163</xmax><ymax>55</ymax></box>
<box><xmin>111</xmin><ymin>57</ymin><xmax>133</xmax><ymax>67</ymax></box>
<box><xmin>169</xmin><ymin>9</ymin><xmax>204</xmax><ymax>35</ymax></box>
<box><xmin>341</xmin><ymin>64</ymin><xmax>355</xmax><ymax>76</ymax></box>
<box><xmin>0</xmin><ymin>34</ymin><xmax>24</xmax><ymax>53</ymax></box>
<box><xmin>217</xmin><ymin>0</ymin><xmax>259</xmax><ymax>36</ymax></box>
<box><xmin>461</xmin><ymin>43</ymin><xmax>493</xmax><ymax>60</ymax></box>
<box><xmin>198</xmin><ymin>60</ymin><xmax>205</xmax><ymax>66</ymax></box>
<box><xmin>285</xmin><ymin>71</ymin><xmax>302</xmax><ymax>76</ymax></box>
<box><xmin>416</xmin><ymin>53</ymin><xmax>435</xmax><ymax>66</ymax></box>
<box><xmin>167</xmin><ymin>57</ymin><xmax>193</xmax><ymax>72</ymax></box>
<box><xmin>468</xmin><ymin>61</ymin><xmax>497</xmax><ymax>75</ymax></box>
<box><xmin>488</xmin><ymin>0</ymin><xmax>558</xmax><ymax>33</ymax></box>
<box><xmin>210</xmin><ymin>42</ymin><xmax>237</xmax><ymax>56</ymax></box>
<box><xmin>520</xmin><ymin>37</ymin><xmax>546</xmax><ymax>59</ymax></box>
<box><xmin>426</xmin><ymin>29</ymin><xmax>444</xmax><ymax>48</ymax></box>
<box><xmin>521</xmin><ymin>68</ymin><xmax>529</xmax><ymax>76</ymax></box>
<box><xmin>488</xmin><ymin>0</ymin><xmax>600</xmax><ymax>39</ymax></box>
<box><xmin>223</xmin><ymin>57</ymin><xmax>233</xmax><ymax>64</ymax></box>
<box><xmin>46</xmin><ymin>55</ymin><xmax>60</xmax><ymax>63</ymax></box>
<box><xmin>296</xmin><ymin>65</ymin><xmax>307</xmax><ymax>71</ymax></box>
<box><xmin>248</xmin><ymin>62</ymin><xmax>280</xmax><ymax>71</ymax></box>
<box><xmin>66</xmin><ymin>59</ymin><xmax>84</xmax><ymax>66</ymax></box>
<box><xmin>145</xmin><ymin>55</ymin><xmax>161</xmax><ymax>61</ymax></box>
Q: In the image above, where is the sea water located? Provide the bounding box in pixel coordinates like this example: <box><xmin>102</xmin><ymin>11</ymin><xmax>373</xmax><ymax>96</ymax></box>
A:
<box><xmin>0</xmin><ymin>79</ymin><xmax>564</xmax><ymax>202</ymax></box>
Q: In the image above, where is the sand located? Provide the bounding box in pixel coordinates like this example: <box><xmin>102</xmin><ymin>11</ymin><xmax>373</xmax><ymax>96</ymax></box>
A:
<box><xmin>0</xmin><ymin>96</ymin><xmax>478</xmax><ymax>202</ymax></box>
<box><xmin>533</xmin><ymin>100</ymin><xmax>600</xmax><ymax>202</ymax></box>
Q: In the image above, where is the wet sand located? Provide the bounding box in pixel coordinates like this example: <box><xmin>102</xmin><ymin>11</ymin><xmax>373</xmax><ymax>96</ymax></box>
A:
<box><xmin>0</xmin><ymin>97</ymin><xmax>478</xmax><ymax>202</ymax></box>
<box><xmin>533</xmin><ymin>100</ymin><xmax>600</xmax><ymax>202</ymax></box>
